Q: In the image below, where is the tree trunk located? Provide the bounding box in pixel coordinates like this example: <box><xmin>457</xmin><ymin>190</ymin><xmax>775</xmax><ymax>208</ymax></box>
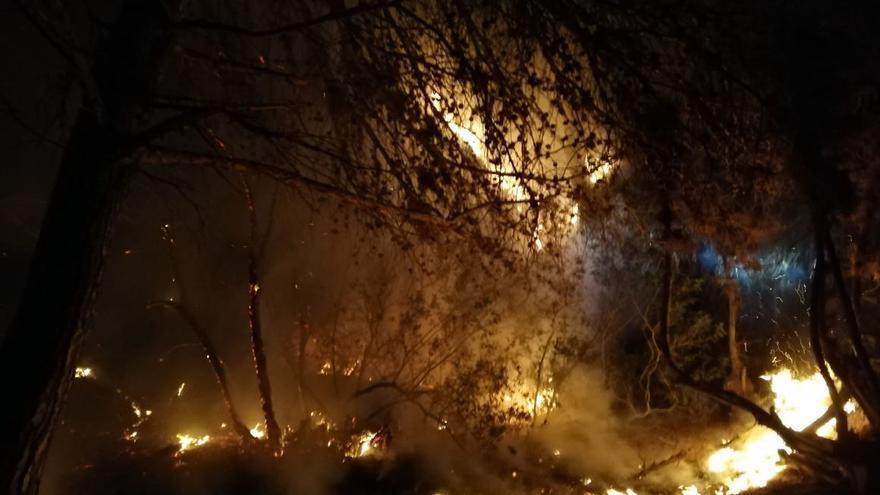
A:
<box><xmin>722</xmin><ymin>260</ymin><xmax>750</xmax><ymax>395</ymax></box>
<box><xmin>242</xmin><ymin>178</ymin><xmax>282</xmax><ymax>452</ymax></box>
<box><xmin>157</xmin><ymin>225</ymin><xmax>253</xmax><ymax>441</ymax></box>
<box><xmin>151</xmin><ymin>300</ymin><xmax>253</xmax><ymax>441</ymax></box>
<box><xmin>0</xmin><ymin>107</ymin><xmax>133</xmax><ymax>495</ymax></box>
<box><xmin>0</xmin><ymin>2</ymin><xmax>172</xmax><ymax>491</ymax></box>
<box><xmin>809</xmin><ymin>225</ymin><xmax>848</xmax><ymax>438</ymax></box>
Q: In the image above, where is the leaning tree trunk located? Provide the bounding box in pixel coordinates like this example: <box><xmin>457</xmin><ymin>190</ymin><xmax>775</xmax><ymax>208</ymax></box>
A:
<box><xmin>0</xmin><ymin>2</ymin><xmax>172</xmax><ymax>492</ymax></box>
<box><xmin>0</xmin><ymin>108</ymin><xmax>134</xmax><ymax>495</ymax></box>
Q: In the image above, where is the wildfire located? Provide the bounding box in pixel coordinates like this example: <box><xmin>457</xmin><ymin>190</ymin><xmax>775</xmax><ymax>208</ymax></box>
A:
<box><xmin>74</xmin><ymin>367</ymin><xmax>94</xmax><ymax>379</ymax></box>
<box><xmin>319</xmin><ymin>361</ymin><xmax>332</xmax><ymax>375</ymax></box>
<box><xmin>348</xmin><ymin>430</ymin><xmax>379</xmax><ymax>457</ymax></box>
<box><xmin>176</xmin><ymin>433</ymin><xmax>210</xmax><ymax>453</ymax></box>
<box><xmin>502</xmin><ymin>385</ymin><xmax>556</xmax><ymax>418</ymax></box>
<box><xmin>250</xmin><ymin>423</ymin><xmax>266</xmax><ymax>439</ymax></box>
<box><xmin>427</xmin><ymin>90</ymin><xmax>584</xmax><ymax>251</ymax></box>
<box><xmin>309</xmin><ymin>411</ymin><xmax>333</xmax><ymax>428</ymax></box>
<box><xmin>706</xmin><ymin>368</ymin><xmax>857</xmax><ymax>494</ymax></box>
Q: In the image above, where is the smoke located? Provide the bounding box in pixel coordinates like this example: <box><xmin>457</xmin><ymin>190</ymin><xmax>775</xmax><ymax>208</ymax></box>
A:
<box><xmin>531</xmin><ymin>366</ymin><xmax>640</xmax><ymax>480</ymax></box>
<box><xmin>40</xmin><ymin>165</ymin><xmax>653</xmax><ymax>495</ymax></box>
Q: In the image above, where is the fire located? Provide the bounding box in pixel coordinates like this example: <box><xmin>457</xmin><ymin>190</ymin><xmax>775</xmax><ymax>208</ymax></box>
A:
<box><xmin>502</xmin><ymin>385</ymin><xmax>556</xmax><ymax>418</ymax></box>
<box><xmin>606</xmin><ymin>489</ymin><xmax>638</xmax><ymax>495</ymax></box>
<box><xmin>348</xmin><ymin>430</ymin><xmax>378</xmax><ymax>457</ymax></box>
<box><xmin>427</xmin><ymin>90</ymin><xmax>583</xmax><ymax>250</ymax></box>
<box><xmin>74</xmin><ymin>367</ymin><xmax>94</xmax><ymax>379</ymax></box>
<box><xmin>706</xmin><ymin>368</ymin><xmax>857</xmax><ymax>494</ymax></box>
<box><xmin>249</xmin><ymin>423</ymin><xmax>266</xmax><ymax>439</ymax></box>
<box><xmin>176</xmin><ymin>433</ymin><xmax>210</xmax><ymax>452</ymax></box>
<box><xmin>587</xmin><ymin>157</ymin><xmax>615</xmax><ymax>184</ymax></box>
<box><xmin>309</xmin><ymin>411</ymin><xmax>333</xmax><ymax>428</ymax></box>
<box><xmin>319</xmin><ymin>361</ymin><xmax>332</xmax><ymax>375</ymax></box>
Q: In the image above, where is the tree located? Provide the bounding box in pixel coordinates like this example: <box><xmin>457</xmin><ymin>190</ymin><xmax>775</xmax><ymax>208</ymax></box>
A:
<box><xmin>0</xmin><ymin>1</ymin><xmax>586</xmax><ymax>491</ymax></box>
<box><xmin>8</xmin><ymin>0</ymin><xmax>880</xmax><ymax>491</ymax></box>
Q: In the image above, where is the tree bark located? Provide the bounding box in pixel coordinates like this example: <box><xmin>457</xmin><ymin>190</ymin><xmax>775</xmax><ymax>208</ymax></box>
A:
<box><xmin>0</xmin><ymin>106</ymin><xmax>133</xmax><ymax>495</ymax></box>
<box><xmin>722</xmin><ymin>259</ymin><xmax>749</xmax><ymax>395</ymax></box>
<box><xmin>809</xmin><ymin>225</ymin><xmax>848</xmax><ymax>438</ymax></box>
<box><xmin>0</xmin><ymin>2</ymin><xmax>172</xmax><ymax>491</ymax></box>
<box><xmin>242</xmin><ymin>178</ymin><xmax>282</xmax><ymax>452</ymax></box>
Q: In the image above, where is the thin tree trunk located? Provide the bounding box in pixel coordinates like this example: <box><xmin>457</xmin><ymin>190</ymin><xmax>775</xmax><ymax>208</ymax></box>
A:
<box><xmin>242</xmin><ymin>178</ymin><xmax>282</xmax><ymax>452</ymax></box>
<box><xmin>822</xmin><ymin>223</ymin><xmax>880</xmax><ymax>426</ymax></box>
<box><xmin>656</xmin><ymin>204</ymin><xmax>674</xmax><ymax>362</ymax></box>
<box><xmin>809</xmin><ymin>226</ymin><xmax>848</xmax><ymax>438</ymax></box>
<box><xmin>722</xmin><ymin>259</ymin><xmax>749</xmax><ymax>395</ymax></box>
<box><xmin>157</xmin><ymin>225</ymin><xmax>253</xmax><ymax>440</ymax></box>
<box><xmin>150</xmin><ymin>300</ymin><xmax>253</xmax><ymax>440</ymax></box>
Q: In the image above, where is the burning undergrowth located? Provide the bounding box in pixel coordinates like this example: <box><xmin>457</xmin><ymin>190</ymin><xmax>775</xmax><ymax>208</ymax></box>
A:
<box><xmin>55</xmin><ymin>358</ymin><xmax>866</xmax><ymax>495</ymax></box>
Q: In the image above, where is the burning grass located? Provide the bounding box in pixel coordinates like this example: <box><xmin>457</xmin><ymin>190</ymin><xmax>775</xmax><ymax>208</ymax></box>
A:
<box><xmin>57</xmin><ymin>362</ymin><xmax>868</xmax><ymax>495</ymax></box>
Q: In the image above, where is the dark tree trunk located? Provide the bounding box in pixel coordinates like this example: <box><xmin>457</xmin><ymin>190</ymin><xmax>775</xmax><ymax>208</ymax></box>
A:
<box><xmin>809</xmin><ymin>223</ymin><xmax>848</xmax><ymax>438</ymax></box>
<box><xmin>0</xmin><ymin>2</ymin><xmax>172</xmax><ymax>491</ymax></box>
<box><xmin>0</xmin><ymin>107</ymin><xmax>133</xmax><ymax>495</ymax></box>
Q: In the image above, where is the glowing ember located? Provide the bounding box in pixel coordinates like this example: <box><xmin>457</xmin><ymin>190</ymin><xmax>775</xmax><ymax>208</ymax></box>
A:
<box><xmin>176</xmin><ymin>433</ymin><xmax>210</xmax><ymax>452</ymax></box>
<box><xmin>176</xmin><ymin>382</ymin><xmax>186</xmax><ymax>397</ymax></box>
<box><xmin>74</xmin><ymin>367</ymin><xmax>94</xmax><ymax>379</ymax></box>
<box><xmin>308</xmin><ymin>411</ymin><xmax>333</xmax><ymax>428</ymax></box>
<box><xmin>606</xmin><ymin>489</ymin><xmax>638</xmax><ymax>495</ymax></box>
<box><xmin>250</xmin><ymin>423</ymin><xmax>266</xmax><ymax>439</ymax></box>
<box><xmin>348</xmin><ymin>430</ymin><xmax>378</xmax><ymax>457</ymax></box>
<box><xmin>707</xmin><ymin>368</ymin><xmax>857</xmax><ymax>494</ymax></box>
<box><xmin>342</xmin><ymin>359</ymin><xmax>360</xmax><ymax>376</ymax></box>
<box><xmin>501</xmin><ymin>385</ymin><xmax>556</xmax><ymax>418</ymax></box>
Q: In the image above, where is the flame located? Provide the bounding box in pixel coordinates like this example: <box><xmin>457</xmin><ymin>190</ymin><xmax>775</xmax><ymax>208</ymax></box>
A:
<box><xmin>606</xmin><ymin>489</ymin><xmax>638</xmax><ymax>495</ymax></box>
<box><xmin>348</xmin><ymin>430</ymin><xmax>378</xmax><ymax>457</ymax></box>
<box><xmin>587</xmin><ymin>157</ymin><xmax>615</xmax><ymax>184</ymax></box>
<box><xmin>342</xmin><ymin>359</ymin><xmax>360</xmax><ymax>376</ymax></box>
<box><xmin>250</xmin><ymin>423</ymin><xmax>266</xmax><ymax>439</ymax></box>
<box><xmin>176</xmin><ymin>433</ymin><xmax>210</xmax><ymax>453</ymax></box>
<box><xmin>427</xmin><ymin>90</ymin><xmax>584</xmax><ymax>250</ymax></box>
<box><xmin>707</xmin><ymin>368</ymin><xmax>857</xmax><ymax>494</ymax></box>
<box><xmin>309</xmin><ymin>411</ymin><xmax>333</xmax><ymax>428</ymax></box>
<box><xmin>502</xmin><ymin>385</ymin><xmax>556</xmax><ymax>418</ymax></box>
<box><xmin>74</xmin><ymin>367</ymin><xmax>94</xmax><ymax>379</ymax></box>
<box><xmin>319</xmin><ymin>361</ymin><xmax>332</xmax><ymax>375</ymax></box>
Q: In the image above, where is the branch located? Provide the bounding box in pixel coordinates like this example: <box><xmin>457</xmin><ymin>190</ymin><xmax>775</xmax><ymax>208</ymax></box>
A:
<box><xmin>174</xmin><ymin>1</ymin><xmax>400</xmax><ymax>37</ymax></box>
<box><xmin>141</xmin><ymin>146</ymin><xmax>450</xmax><ymax>225</ymax></box>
